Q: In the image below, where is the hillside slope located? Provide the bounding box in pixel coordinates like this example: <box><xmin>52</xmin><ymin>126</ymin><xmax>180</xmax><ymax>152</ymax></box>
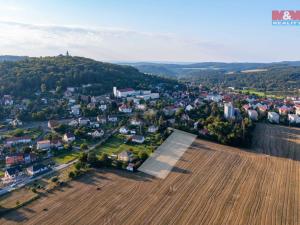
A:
<box><xmin>0</xmin><ymin>56</ymin><xmax>177</xmax><ymax>97</ymax></box>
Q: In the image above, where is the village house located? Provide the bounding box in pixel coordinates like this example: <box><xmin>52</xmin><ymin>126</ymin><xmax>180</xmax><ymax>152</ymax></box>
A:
<box><xmin>68</xmin><ymin>119</ymin><xmax>79</xmax><ymax>127</ymax></box>
<box><xmin>51</xmin><ymin>139</ymin><xmax>63</xmax><ymax>149</ymax></box>
<box><xmin>248</xmin><ymin>110</ymin><xmax>258</xmax><ymax>121</ymax></box>
<box><xmin>97</xmin><ymin>115</ymin><xmax>107</xmax><ymax>124</ymax></box>
<box><xmin>278</xmin><ymin>105</ymin><xmax>292</xmax><ymax>116</ymax></box>
<box><xmin>71</xmin><ymin>104</ymin><xmax>81</xmax><ymax>116</ymax></box>
<box><xmin>99</xmin><ymin>104</ymin><xmax>107</xmax><ymax>111</ymax></box>
<box><xmin>88</xmin><ymin>130</ymin><xmax>104</xmax><ymax>138</ymax></box>
<box><xmin>48</xmin><ymin>120</ymin><xmax>60</xmax><ymax>129</ymax></box>
<box><xmin>63</xmin><ymin>133</ymin><xmax>76</xmax><ymax>143</ymax></box>
<box><xmin>131</xmin><ymin>135</ymin><xmax>145</xmax><ymax>144</ymax></box>
<box><xmin>119</xmin><ymin>126</ymin><xmax>129</xmax><ymax>134</ymax></box>
<box><xmin>37</xmin><ymin>140</ymin><xmax>51</xmax><ymax>150</ymax></box>
<box><xmin>117</xmin><ymin>150</ymin><xmax>133</xmax><ymax>162</ymax></box>
<box><xmin>3</xmin><ymin>166</ymin><xmax>23</xmax><ymax>183</ymax></box>
<box><xmin>268</xmin><ymin>112</ymin><xmax>279</xmax><ymax>124</ymax></box>
<box><xmin>27</xmin><ymin>164</ymin><xmax>50</xmax><ymax>177</ymax></box>
<box><xmin>130</xmin><ymin>118</ymin><xmax>142</xmax><ymax>126</ymax></box>
<box><xmin>5</xmin><ymin>136</ymin><xmax>31</xmax><ymax>147</ymax></box>
<box><xmin>148</xmin><ymin>125</ymin><xmax>158</xmax><ymax>133</ymax></box>
<box><xmin>119</xmin><ymin>104</ymin><xmax>133</xmax><ymax>113</ymax></box>
<box><xmin>288</xmin><ymin>114</ymin><xmax>300</xmax><ymax>124</ymax></box>
<box><xmin>2</xmin><ymin>95</ymin><xmax>14</xmax><ymax>106</ymax></box>
<box><xmin>108</xmin><ymin>116</ymin><xmax>118</xmax><ymax>123</ymax></box>
<box><xmin>10</xmin><ymin>118</ymin><xmax>23</xmax><ymax>127</ymax></box>
<box><xmin>113</xmin><ymin>87</ymin><xmax>136</xmax><ymax>98</ymax></box>
<box><xmin>78</xmin><ymin>117</ymin><xmax>90</xmax><ymax>126</ymax></box>
<box><xmin>6</xmin><ymin>154</ymin><xmax>24</xmax><ymax>166</ymax></box>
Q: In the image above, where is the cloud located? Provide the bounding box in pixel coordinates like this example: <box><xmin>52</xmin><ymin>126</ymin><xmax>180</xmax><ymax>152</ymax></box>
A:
<box><xmin>0</xmin><ymin>21</ymin><xmax>236</xmax><ymax>62</ymax></box>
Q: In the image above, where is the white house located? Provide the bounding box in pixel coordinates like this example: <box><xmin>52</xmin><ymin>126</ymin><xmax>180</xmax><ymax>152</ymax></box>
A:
<box><xmin>26</xmin><ymin>164</ymin><xmax>49</xmax><ymax>176</ymax></box>
<box><xmin>224</xmin><ymin>102</ymin><xmax>235</xmax><ymax>119</ymax></box>
<box><xmin>268</xmin><ymin>112</ymin><xmax>279</xmax><ymax>124</ymax></box>
<box><xmin>248</xmin><ymin>110</ymin><xmax>258</xmax><ymax>121</ymax></box>
<box><xmin>185</xmin><ymin>104</ymin><xmax>194</xmax><ymax>112</ymax></box>
<box><xmin>288</xmin><ymin>114</ymin><xmax>300</xmax><ymax>124</ymax></box>
<box><xmin>113</xmin><ymin>87</ymin><xmax>135</xmax><ymax>98</ymax></box>
<box><xmin>10</xmin><ymin>119</ymin><xmax>22</xmax><ymax>127</ymax></box>
<box><xmin>131</xmin><ymin>135</ymin><xmax>145</xmax><ymax>144</ymax></box>
<box><xmin>119</xmin><ymin>126</ymin><xmax>129</xmax><ymax>134</ymax></box>
<box><xmin>148</xmin><ymin>125</ymin><xmax>158</xmax><ymax>133</ymax></box>
<box><xmin>117</xmin><ymin>150</ymin><xmax>132</xmax><ymax>162</ymax></box>
<box><xmin>71</xmin><ymin>105</ymin><xmax>81</xmax><ymax>116</ymax></box>
<box><xmin>295</xmin><ymin>105</ymin><xmax>300</xmax><ymax>116</ymax></box>
<box><xmin>78</xmin><ymin>117</ymin><xmax>90</xmax><ymax>126</ymax></box>
<box><xmin>5</xmin><ymin>136</ymin><xmax>31</xmax><ymax>146</ymax></box>
<box><xmin>88</xmin><ymin>130</ymin><xmax>104</xmax><ymax>138</ymax></box>
<box><xmin>130</xmin><ymin>119</ymin><xmax>142</xmax><ymax>126</ymax></box>
<box><xmin>99</xmin><ymin>104</ymin><xmax>107</xmax><ymax>111</ymax></box>
<box><xmin>108</xmin><ymin>116</ymin><xmax>118</xmax><ymax>122</ymax></box>
<box><xmin>3</xmin><ymin>166</ymin><xmax>23</xmax><ymax>183</ymax></box>
<box><xmin>37</xmin><ymin>140</ymin><xmax>51</xmax><ymax>150</ymax></box>
<box><xmin>63</xmin><ymin>133</ymin><xmax>76</xmax><ymax>143</ymax></box>
<box><xmin>119</xmin><ymin>104</ymin><xmax>132</xmax><ymax>113</ymax></box>
<box><xmin>69</xmin><ymin>119</ymin><xmax>79</xmax><ymax>127</ymax></box>
<box><xmin>97</xmin><ymin>116</ymin><xmax>107</xmax><ymax>124</ymax></box>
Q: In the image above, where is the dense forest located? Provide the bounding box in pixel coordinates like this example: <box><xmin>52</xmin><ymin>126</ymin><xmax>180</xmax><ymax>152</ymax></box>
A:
<box><xmin>129</xmin><ymin>62</ymin><xmax>300</xmax><ymax>91</ymax></box>
<box><xmin>0</xmin><ymin>56</ymin><xmax>178</xmax><ymax>97</ymax></box>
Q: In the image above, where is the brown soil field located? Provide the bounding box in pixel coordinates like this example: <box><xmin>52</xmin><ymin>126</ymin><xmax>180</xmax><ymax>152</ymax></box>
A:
<box><xmin>252</xmin><ymin>123</ymin><xmax>300</xmax><ymax>161</ymax></box>
<box><xmin>1</xmin><ymin>138</ymin><xmax>299</xmax><ymax>225</ymax></box>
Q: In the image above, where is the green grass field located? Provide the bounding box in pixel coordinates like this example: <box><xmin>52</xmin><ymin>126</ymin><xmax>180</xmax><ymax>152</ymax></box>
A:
<box><xmin>53</xmin><ymin>151</ymin><xmax>80</xmax><ymax>164</ymax></box>
<box><xmin>94</xmin><ymin>134</ymin><xmax>159</xmax><ymax>156</ymax></box>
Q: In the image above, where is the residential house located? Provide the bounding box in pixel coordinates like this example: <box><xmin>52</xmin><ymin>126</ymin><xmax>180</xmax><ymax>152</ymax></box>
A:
<box><xmin>37</xmin><ymin>140</ymin><xmax>51</xmax><ymax>150</ymax></box>
<box><xmin>6</xmin><ymin>154</ymin><xmax>24</xmax><ymax>166</ymax></box>
<box><xmin>185</xmin><ymin>104</ymin><xmax>194</xmax><ymax>112</ymax></box>
<box><xmin>136</xmin><ymin>104</ymin><xmax>147</xmax><ymax>111</ymax></box>
<box><xmin>224</xmin><ymin>102</ymin><xmax>235</xmax><ymax>119</ymax></box>
<box><xmin>119</xmin><ymin>104</ymin><xmax>132</xmax><ymax>113</ymax></box>
<box><xmin>71</xmin><ymin>105</ymin><xmax>81</xmax><ymax>116</ymax></box>
<box><xmin>99</xmin><ymin>104</ymin><xmax>107</xmax><ymax>111</ymax></box>
<box><xmin>48</xmin><ymin>120</ymin><xmax>59</xmax><ymax>129</ymax></box>
<box><xmin>78</xmin><ymin>117</ymin><xmax>90</xmax><ymax>126</ymax></box>
<box><xmin>51</xmin><ymin>139</ymin><xmax>63</xmax><ymax>149</ymax></box>
<box><xmin>68</xmin><ymin>119</ymin><xmax>79</xmax><ymax>127</ymax></box>
<box><xmin>148</xmin><ymin>125</ymin><xmax>158</xmax><ymax>133</ymax></box>
<box><xmin>97</xmin><ymin>115</ymin><xmax>107</xmax><ymax>124</ymax></box>
<box><xmin>3</xmin><ymin>166</ymin><xmax>23</xmax><ymax>183</ymax></box>
<box><xmin>108</xmin><ymin>116</ymin><xmax>118</xmax><ymax>122</ymax></box>
<box><xmin>131</xmin><ymin>135</ymin><xmax>145</xmax><ymax>144</ymax></box>
<box><xmin>113</xmin><ymin>87</ymin><xmax>135</xmax><ymax>98</ymax></box>
<box><xmin>63</xmin><ymin>133</ymin><xmax>76</xmax><ymax>143</ymax></box>
<box><xmin>126</xmin><ymin>163</ymin><xmax>135</xmax><ymax>172</ymax></box>
<box><xmin>5</xmin><ymin>136</ymin><xmax>31</xmax><ymax>146</ymax></box>
<box><xmin>88</xmin><ymin>130</ymin><xmax>104</xmax><ymax>138</ymax></box>
<box><xmin>278</xmin><ymin>105</ymin><xmax>292</xmax><ymax>116</ymax></box>
<box><xmin>288</xmin><ymin>114</ymin><xmax>300</xmax><ymax>124</ymax></box>
<box><xmin>248</xmin><ymin>110</ymin><xmax>258</xmax><ymax>121</ymax></box>
<box><xmin>117</xmin><ymin>150</ymin><xmax>133</xmax><ymax>162</ymax></box>
<box><xmin>27</xmin><ymin>164</ymin><xmax>50</xmax><ymax>176</ymax></box>
<box><xmin>130</xmin><ymin>118</ymin><xmax>142</xmax><ymax>126</ymax></box>
<box><xmin>119</xmin><ymin>126</ymin><xmax>129</xmax><ymax>134</ymax></box>
<box><xmin>10</xmin><ymin>119</ymin><xmax>22</xmax><ymax>127</ymax></box>
<box><xmin>268</xmin><ymin>112</ymin><xmax>279</xmax><ymax>124</ymax></box>
<box><xmin>24</xmin><ymin>153</ymin><xmax>37</xmax><ymax>164</ymax></box>
<box><xmin>2</xmin><ymin>95</ymin><xmax>14</xmax><ymax>106</ymax></box>
<box><xmin>295</xmin><ymin>105</ymin><xmax>300</xmax><ymax>116</ymax></box>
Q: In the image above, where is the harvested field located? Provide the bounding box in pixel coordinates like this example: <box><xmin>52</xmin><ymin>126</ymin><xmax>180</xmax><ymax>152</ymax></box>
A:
<box><xmin>252</xmin><ymin>123</ymin><xmax>300</xmax><ymax>161</ymax></box>
<box><xmin>138</xmin><ymin>129</ymin><xmax>197</xmax><ymax>179</ymax></box>
<box><xmin>1</xmin><ymin>138</ymin><xmax>299</xmax><ymax>225</ymax></box>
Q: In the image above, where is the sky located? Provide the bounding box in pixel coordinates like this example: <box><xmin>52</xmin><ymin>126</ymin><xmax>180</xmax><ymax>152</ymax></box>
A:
<box><xmin>0</xmin><ymin>0</ymin><xmax>300</xmax><ymax>62</ymax></box>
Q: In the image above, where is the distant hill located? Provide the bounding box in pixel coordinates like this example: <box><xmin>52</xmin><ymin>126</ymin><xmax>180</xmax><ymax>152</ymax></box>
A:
<box><xmin>0</xmin><ymin>56</ymin><xmax>178</xmax><ymax>97</ymax></box>
<box><xmin>0</xmin><ymin>55</ymin><xmax>27</xmax><ymax>62</ymax></box>
<box><xmin>126</xmin><ymin>61</ymin><xmax>300</xmax><ymax>91</ymax></box>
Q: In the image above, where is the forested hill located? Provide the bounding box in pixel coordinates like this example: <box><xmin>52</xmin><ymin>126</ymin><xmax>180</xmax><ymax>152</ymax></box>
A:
<box><xmin>0</xmin><ymin>56</ymin><xmax>178</xmax><ymax>97</ymax></box>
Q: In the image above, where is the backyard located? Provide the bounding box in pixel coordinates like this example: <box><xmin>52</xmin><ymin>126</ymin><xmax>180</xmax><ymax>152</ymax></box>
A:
<box><xmin>94</xmin><ymin>133</ymin><xmax>161</xmax><ymax>157</ymax></box>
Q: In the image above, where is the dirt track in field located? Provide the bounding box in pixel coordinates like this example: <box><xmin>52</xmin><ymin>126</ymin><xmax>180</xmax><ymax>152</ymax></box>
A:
<box><xmin>251</xmin><ymin>123</ymin><xmax>300</xmax><ymax>161</ymax></box>
<box><xmin>1</xmin><ymin>138</ymin><xmax>299</xmax><ymax>225</ymax></box>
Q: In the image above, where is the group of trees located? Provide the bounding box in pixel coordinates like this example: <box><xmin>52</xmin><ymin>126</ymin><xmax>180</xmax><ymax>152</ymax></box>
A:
<box><xmin>0</xmin><ymin>56</ymin><xmax>178</xmax><ymax>98</ymax></box>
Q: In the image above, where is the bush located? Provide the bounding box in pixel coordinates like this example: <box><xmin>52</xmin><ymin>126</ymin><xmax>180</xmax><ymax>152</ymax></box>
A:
<box><xmin>138</xmin><ymin>151</ymin><xmax>148</xmax><ymax>161</ymax></box>
<box><xmin>68</xmin><ymin>171</ymin><xmax>75</xmax><ymax>179</ymax></box>
<box><xmin>80</xmin><ymin>143</ymin><xmax>88</xmax><ymax>151</ymax></box>
<box><xmin>31</xmin><ymin>188</ymin><xmax>37</xmax><ymax>193</ymax></box>
<box><xmin>51</xmin><ymin>177</ymin><xmax>58</xmax><ymax>183</ymax></box>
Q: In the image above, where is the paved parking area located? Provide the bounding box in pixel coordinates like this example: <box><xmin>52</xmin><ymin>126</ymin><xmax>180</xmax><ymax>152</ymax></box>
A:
<box><xmin>138</xmin><ymin>129</ymin><xmax>197</xmax><ymax>179</ymax></box>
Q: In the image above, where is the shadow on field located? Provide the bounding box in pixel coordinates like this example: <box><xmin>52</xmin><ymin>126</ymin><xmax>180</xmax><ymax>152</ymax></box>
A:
<box><xmin>0</xmin><ymin>207</ymin><xmax>28</xmax><ymax>223</ymax></box>
<box><xmin>250</xmin><ymin>123</ymin><xmax>300</xmax><ymax>161</ymax></box>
